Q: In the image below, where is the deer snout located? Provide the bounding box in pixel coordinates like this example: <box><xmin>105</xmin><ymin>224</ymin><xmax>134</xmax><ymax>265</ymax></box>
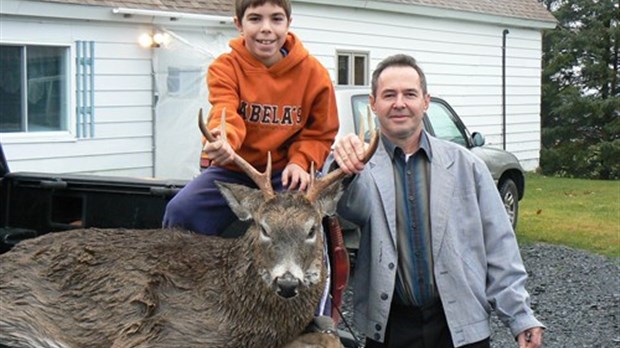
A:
<box><xmin>275</xmin><ymin>272</ymin><xmax>301</xmax><ymax>299</ymax></box>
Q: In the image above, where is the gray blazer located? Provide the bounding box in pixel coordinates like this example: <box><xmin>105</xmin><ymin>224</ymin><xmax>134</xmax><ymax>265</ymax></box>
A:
<box><xmin>332</xmin><ymin>131</ymin><xmax>543</xmax><ymax>347</ymax></box>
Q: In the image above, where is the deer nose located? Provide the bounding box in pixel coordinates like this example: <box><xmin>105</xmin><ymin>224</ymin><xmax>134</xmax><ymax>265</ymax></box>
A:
<box><xmin>275</xmin><ymin>272</ymin><xmax>300</xmax><ymax>299</ymax></box>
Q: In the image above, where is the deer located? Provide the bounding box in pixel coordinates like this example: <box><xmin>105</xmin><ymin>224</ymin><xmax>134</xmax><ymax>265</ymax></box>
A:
<box><xmin>0</xmin><ymin>108</ymin><xmax>379</xmax><ymax>348</ymax></box>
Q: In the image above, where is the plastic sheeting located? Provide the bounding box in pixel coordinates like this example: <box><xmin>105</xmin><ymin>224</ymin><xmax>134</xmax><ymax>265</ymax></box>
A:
<box><xmin>153</xmin><ymin>27</ymin><xmax>236</xmax><ymax>180</ymax></box>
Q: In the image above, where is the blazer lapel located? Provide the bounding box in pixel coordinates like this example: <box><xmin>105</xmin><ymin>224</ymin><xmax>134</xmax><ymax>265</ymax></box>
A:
<box><xmin>429</xmin><ymin>137</ymin><xmax>456</xmax><ymax>259</ymax></box>
<box><xmin>369</xmin><ymin>141</ymin><xmax>398</xmax><ymax>247</ymax></box>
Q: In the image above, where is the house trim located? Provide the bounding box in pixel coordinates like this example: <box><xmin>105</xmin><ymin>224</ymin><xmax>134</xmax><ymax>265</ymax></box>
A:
<box><xmin>1</xmin><ymin>0</ymin><xmax>557</xmax><ymax>30</ymax></box>
<box><xmin>295</xmin><ymin>0</ymin><xmax>557</xmax><ymax>30</ymax></box>
<box><xmin>0</xmin><ymin>0</ymin><xmax>233</xmax><ymax>27</ymax></box>
<box><xmin>111</xmin><ymin>8</ymin><xmax>233</xmax><ymax>26</ymax></box>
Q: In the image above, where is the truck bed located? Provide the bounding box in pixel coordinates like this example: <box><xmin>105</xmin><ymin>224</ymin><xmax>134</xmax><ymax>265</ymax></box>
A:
<box><xmin>0</xmin><ymin>171</ymin><xmax>186</xmax><ymax>253</ymax></box>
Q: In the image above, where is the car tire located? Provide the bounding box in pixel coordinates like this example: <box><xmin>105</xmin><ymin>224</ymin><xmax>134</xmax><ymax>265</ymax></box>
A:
<box><xmin>499</xmin><ymin>178</ymin><xmax>519</xmax><ymax>230</ymax></box>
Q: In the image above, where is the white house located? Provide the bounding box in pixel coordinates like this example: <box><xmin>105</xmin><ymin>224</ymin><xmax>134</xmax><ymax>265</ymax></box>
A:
<box><xmin>0</xmin><ymin>0</ymin><xmax>556</xmax><ymax>179</ymax></box>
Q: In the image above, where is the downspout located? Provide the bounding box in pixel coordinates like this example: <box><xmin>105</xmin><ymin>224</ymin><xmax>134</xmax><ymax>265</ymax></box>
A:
<box><xmin>151</xmin><ymin>46</ymin><xmax>158</xmax><ymax>178</ymax></box>
<box><xmin>502</xmin><ymin>29</ymin><xmax>509</xmax><ymax>150</ymax></box>
<box><xmin>151</xmin><ymin>48</ymin><xmax>159</xmax><ymax>178</ymax></box>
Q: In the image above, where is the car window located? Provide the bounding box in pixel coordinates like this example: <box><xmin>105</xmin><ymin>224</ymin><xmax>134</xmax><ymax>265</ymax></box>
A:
<box><xmin>426</xmin><ymin>102</ymin><xmax>467</xmax><ymax>147</ymax></box>
<box><xmin>351</xmin><ymin>94</ymin><xmax>378</xmax><ymax>139</ymax></box>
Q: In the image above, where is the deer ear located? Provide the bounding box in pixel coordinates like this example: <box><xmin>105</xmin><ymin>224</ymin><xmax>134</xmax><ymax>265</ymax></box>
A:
<box><xmin>215</xmin><ymin>181</ymin><xmax>264</xmax><ymax>221</ymax></box>
<box><xmin>314</xmin><ymin>180</ymin><xmax>344</xmax><ymax>217</ymax></box>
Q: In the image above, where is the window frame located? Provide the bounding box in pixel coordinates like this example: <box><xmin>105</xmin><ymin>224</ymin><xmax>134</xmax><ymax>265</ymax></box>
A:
<box><xmin>0</xmin><ymin>41</ymin><xmax>75</xmax><ymax>143</ymax></box>
<box><xmin>336</xmin><ymin>51</ymin><xmax>369</xmax><ymax>86</ymax></box>
<box><xmin>425</xmin><ymin>101</ymin><xmax>470</xmax><ymax>147</ymax></box>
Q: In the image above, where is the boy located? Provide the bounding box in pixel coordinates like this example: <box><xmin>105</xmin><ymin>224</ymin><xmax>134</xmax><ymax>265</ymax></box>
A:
<box><xmin>163</xmin><ymin>0</ymin><xmax>339</xmax><ymax>235</ymax></box>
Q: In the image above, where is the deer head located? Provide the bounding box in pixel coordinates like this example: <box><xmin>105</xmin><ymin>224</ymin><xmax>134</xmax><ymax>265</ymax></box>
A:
<box><xmin>199</xmin><ymin>108</ymin><xmax>379</xmax><ymax>299</ymax></box>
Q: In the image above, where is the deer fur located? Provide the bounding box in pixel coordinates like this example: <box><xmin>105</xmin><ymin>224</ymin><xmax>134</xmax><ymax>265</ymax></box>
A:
<box><xmin>0</xmin><ymin>180</ymin><xmax>344</xmax><ymax>348</ymax></box>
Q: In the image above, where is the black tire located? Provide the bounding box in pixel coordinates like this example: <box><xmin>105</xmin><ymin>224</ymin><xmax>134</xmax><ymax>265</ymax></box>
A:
<box><xmin>499</xmin><ymin>178</ymin><xmax>519</xmax><ymax>230</ymax></box>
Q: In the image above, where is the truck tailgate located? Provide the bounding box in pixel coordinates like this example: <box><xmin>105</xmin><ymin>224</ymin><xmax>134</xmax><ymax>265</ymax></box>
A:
<box><xmin>0</xmin><ymin>172</ymin><xmax>186</xmax><ymax>252</ymax></box>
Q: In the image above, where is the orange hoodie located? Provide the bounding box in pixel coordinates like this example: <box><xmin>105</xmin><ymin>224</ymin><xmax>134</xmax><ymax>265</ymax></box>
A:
<box><xmin>203</xmin><ymin>32</ymin><xmax>339</xmax><ymax>173</ymax></box>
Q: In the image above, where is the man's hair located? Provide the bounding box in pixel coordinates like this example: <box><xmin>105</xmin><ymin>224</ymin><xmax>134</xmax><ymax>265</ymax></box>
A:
<box><xmin>370</xmin><ymin>54</ymin><xmax>428</xmax><ymax>97</ymax></box>
<box><xmin>235</xmin><ymin>0</ymin><xmax>292</xmax><ymax>21</ymax></box>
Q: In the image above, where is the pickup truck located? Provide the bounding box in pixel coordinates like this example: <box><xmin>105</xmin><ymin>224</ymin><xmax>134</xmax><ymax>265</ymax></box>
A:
<box><xmin>334</xmin><ymin>87</ymin><xmax>525</xmax><ymax>251</ymax></box>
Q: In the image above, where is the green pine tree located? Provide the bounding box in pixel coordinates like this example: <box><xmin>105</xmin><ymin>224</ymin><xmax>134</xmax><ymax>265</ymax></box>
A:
<box><xmin>540</xmin><ymin>0</ymin><xmax>619</xmax><ymax>179</ymax></box>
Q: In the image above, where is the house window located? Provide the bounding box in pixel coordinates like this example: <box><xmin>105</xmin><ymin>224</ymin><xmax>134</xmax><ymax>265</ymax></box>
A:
<box><xmin>0</xmin><ymin>44</ymin><xmax>69</xmax><ymax>133</ymax></box>
<box><xmin>337</xmin><ymin>52</ymin><xmax>368</xmax><ymax>86</ymax></box>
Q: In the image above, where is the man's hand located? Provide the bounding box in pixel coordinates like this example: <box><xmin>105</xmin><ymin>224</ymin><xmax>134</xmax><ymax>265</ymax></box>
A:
<box><xmin>202</xmin><ymin>128</ymin><xmax>235</xmax><ymax>166</ymax></box>
<box><xmin>333</xmin><ymin>133</ymin><xmax>368</xmax><ymax>175</ymax></box>
<box><xmin>517</xmin><ymin>327</ymin><xmax>544</xmax><ymax>348</ymax></box>
<box><xmin>282</xmin><ymin>163</ymin><xmax>310</xmax><ymax>191</ymax></box>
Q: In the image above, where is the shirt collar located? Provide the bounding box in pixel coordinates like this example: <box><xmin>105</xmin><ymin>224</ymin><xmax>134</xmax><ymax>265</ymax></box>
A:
<box><xmin>381</xmin><ymin>131</ymin><xmax>433</xmax><ymax>161</ymax></box>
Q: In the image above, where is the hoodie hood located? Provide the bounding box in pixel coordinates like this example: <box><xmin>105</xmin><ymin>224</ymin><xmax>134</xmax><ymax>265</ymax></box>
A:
<box><xmin>229</xmin><ymin>32</ymin><xmax>309</xmax><ymax>76</ymax></box>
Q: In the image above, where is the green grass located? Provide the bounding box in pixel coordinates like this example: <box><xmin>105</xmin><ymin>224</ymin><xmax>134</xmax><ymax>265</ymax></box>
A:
<box><xmin>516</xmin><ymin>173</ymin><xmax>620</xmax><ymax>259</ymax></box>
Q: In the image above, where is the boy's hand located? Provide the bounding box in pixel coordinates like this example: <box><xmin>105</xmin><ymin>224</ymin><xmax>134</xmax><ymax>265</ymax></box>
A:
<box><xmin>333</xmin><ymin>133</ymin><xmax>367</xmax><ymax>175</ymax></box>
<box><xmin>202</xmin><ymin>128</ymin><xmax>235</xmax><ymax>166</ymax></box>
<box><xmin>282</xmin><ymin>163</ymin><xmax>310</xmax><ymax>191</ymax></box>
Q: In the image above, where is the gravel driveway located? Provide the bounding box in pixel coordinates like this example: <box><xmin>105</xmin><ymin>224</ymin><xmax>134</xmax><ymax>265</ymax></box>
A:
<box><xmin>338</xmin><ymin>243</ymin><xmax>620</xmax><ymax>347</ymax></box>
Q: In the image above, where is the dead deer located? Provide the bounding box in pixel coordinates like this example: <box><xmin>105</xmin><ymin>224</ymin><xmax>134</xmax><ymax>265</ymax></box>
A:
<box><xmin>0</xmin><ymin>109</ymin><xmax>379</xmax><ymax>348</ymax></box>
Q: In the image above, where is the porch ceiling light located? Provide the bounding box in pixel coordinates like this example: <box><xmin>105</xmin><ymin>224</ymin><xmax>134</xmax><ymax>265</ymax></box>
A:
<box><xmin>139</xmin><ymin>32</ymin><xmax>167</xmax><ymax>48</ymax></box>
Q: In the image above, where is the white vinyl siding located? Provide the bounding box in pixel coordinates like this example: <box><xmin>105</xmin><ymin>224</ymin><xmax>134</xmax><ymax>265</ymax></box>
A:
<box><xmin>291</xmin><ymin>3</ymin><xmax>543</xmax><ymax>170</ymax></box>
<box><xmin>0</xmin><ymin>0</ymin><xmax>550</xmax><ymax>177</ymax></box>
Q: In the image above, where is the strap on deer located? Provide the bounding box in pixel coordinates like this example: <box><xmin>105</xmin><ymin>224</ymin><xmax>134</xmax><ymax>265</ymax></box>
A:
<box><xmin>324</xmin><ymin>215</ymin><xmax>350</xmax><ymax>324</ymax></box>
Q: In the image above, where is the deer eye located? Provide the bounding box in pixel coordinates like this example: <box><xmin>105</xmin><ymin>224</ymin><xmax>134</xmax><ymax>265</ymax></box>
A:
<box><xmin>307</xmin><ymin>226</ymin><xmax>316</xmax><ymax>239</ymax></box>
<box><xmin>259</xmin><ymin>224</ymin><xmax>271</xmax><ymax>240</ymax></box>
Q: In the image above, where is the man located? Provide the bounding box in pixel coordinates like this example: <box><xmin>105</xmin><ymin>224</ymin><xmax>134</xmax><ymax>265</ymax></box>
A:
<box><xmin>329</xmin><ymin>54</ymin><xmax>544</xmax><ymax>348</ymax></box>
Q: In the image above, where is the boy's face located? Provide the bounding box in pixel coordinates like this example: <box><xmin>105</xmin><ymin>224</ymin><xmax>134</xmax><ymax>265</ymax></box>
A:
<box><xmin>234</xmin><ymin>2</ymin><xmax>291</xmax><ymax>67</ymax></box>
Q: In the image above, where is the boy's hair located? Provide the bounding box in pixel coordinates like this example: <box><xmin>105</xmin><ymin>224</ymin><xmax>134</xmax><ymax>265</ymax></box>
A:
<box><xmin>371</xmin><ymin>54</ymin><xmax>428</xmax><ymax>97</ymax></box>
<box><xmin>235</xmin><ymin>0</ymin><xmax>292</xmax><ymax>21</ymax></box>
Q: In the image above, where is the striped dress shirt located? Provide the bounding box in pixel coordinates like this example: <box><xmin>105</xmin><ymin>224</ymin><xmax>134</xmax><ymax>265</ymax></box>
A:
<box><xmin>383</xmin><ymin>133</ymin><xmax>438</xmax><ymax>307</ymax></box>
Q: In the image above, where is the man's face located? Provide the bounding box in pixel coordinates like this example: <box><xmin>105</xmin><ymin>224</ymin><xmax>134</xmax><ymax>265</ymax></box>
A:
<box><xmin>234</xmin><ymin>3</ymin><xmax>290</xmax><ymax>68</ymax></box>
<box><xmin>370</xmin><ymin>66</ymin><xmax>430</xmax><ymax>144</ymax></box>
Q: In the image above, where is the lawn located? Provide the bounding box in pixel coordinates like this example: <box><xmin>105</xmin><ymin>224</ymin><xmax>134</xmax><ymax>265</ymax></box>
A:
<box><xmin>516</xmin><ymin>173</ymin><xmax>620</xmax><ymax>258</ymax></box>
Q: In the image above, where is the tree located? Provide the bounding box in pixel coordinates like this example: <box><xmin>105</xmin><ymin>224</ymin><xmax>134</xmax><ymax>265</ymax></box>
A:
<box><xmin>540</xmin><ymin>0</ymin><xmax>619</xmax><ymax>179</ymax></box>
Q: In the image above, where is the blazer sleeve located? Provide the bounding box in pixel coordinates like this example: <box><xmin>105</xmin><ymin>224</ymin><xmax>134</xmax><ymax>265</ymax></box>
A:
<box><xmin>475</xmin><ymin>159</ymin><xmax>544</xmax><ymax>336</ymax></box>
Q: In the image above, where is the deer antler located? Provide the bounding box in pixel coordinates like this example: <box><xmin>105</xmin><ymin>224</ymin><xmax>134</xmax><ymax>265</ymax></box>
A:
<box><xmin>199</xmin><ymin>108</ymin><xmax>275</xmax><ymax>200</ymax></box>
<box><xmin>305</xmin><ymin>106</ymin><xmax>380</xmax><ymax>202</ymax></box>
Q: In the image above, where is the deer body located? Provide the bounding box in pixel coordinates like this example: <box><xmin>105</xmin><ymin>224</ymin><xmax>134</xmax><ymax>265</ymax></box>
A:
<box><xmin>0</xmin><ymin>190</ymin><xmax>327</xmax><ymax>347</ymax></box>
